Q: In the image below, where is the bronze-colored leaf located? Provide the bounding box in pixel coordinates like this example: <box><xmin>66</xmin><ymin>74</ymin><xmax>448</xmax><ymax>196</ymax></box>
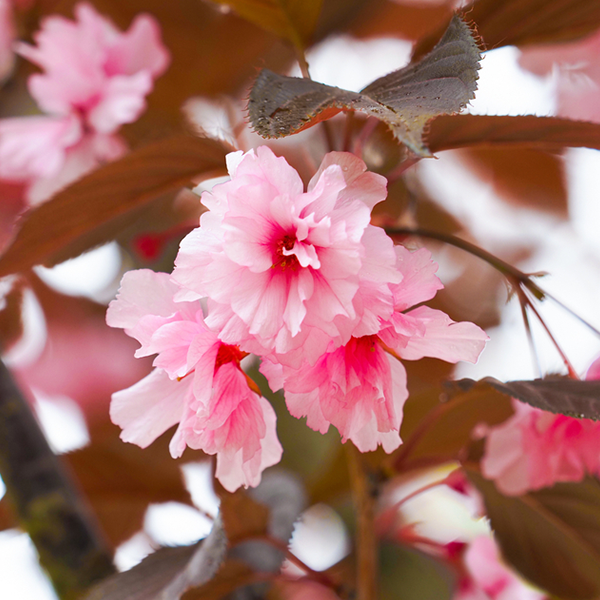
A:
<box><xmin>216</xmin><ymin>484</ymin><xmax>270</xmax><ymax>545</ymax></box>
<box><xmin>204</xmin><ymin>0</ymin><xmax>323</xmax><ymax>50</ymax></box>
<box><xmin>0</xmin><ymin>277</ymin><xmax>24</xmax><ymax>353</ymax></box>
<box><xmin>459</xmin><ymin>147</ymin><xmax>567</xmax><ymax>215</ymax></box>
<box><xmin>454</xmin><ymin>377</ymin><xmax>600</xmax><ymax>421</ymax></box>
<box><xmin>0</xmin><ymin>135</ymin><xmax>228</xmax><ymax>276</ymax></box>
<box><xmin>469</xmin><ymin>472</ymin><xmax>600</xmax><ymax>600</ymax></box>
<box><xmin>248</xmin><ymin>14</ymin><xmax>481</xmax><ymax>156</ymax></box>
<box><xmin>64</xmin><ymin>422</ymin><xmax>197</xmax><ymax>549</ymax></box>
<box><xmin>427</xmin><ymin>114</ymin><xmax>600</xmax><ymax>153</ymax></box>
<box><xmin>414</xmin><ymin>0</ymin><xmax>600</xmax><ymax>58</ymax></box>
<box><xmin>391</xmin><ymin>380</ymin><xmax>514</xmax><ymax>470</ymax></box>
<box><xmin>347</xmin><ymin>0</ymin><xmax>454</xmax><ymax>42</ymax></box>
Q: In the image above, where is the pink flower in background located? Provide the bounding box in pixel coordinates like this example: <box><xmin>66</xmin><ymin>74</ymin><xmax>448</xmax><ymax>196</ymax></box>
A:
<box><xmin>173</xmin><ymin>147</ymin><xmax>399</xmax><ymax>367</ymax></box>
<box><xmin>520</xmin><ymin>29</ymin><xmax>600</xmax><ymax>123</ymax></box>
<box><xmin>482</xmin><ymin>356</ymin><xmax>600</xmax><ymax>496</ymax></box>
<box><xmin>107</xmin><ymin>269</ymin><xmax>282</xmax><ymax>492</ymax></box>
<box><xmin>263</xmin><ymin>244</ymin><xmax>487</xmax><ymax>452</ymax></box>
<box><xmin>455</xmin><ymin>536</ymin><xmax>545</xmax><ymax>600</ymax></box>
<box><xmin>0</xmin><ymin>2</ymin><xmax>169</xmax><ymax>203</ymax></box>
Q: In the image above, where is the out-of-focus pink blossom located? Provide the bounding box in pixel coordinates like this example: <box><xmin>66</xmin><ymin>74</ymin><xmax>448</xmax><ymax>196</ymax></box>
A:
<box><xmin>107</xmin><ymin>269</ymin><xmax>282</xmax><ymax>492</ymax></box>
<box><xmin>455</xmin><ymin>536</ymin><xmax>545</xmax><ymax>600</ymax></box>
<box><xmin>16</xmin><ymin>2</ymin><xmax>169</xmax><ymax>130</ymax></box>
<box><xmin>482</xmin><ymin>358</ymin><xmax>600</xmax><ymax>496</ymax></box>
<box><xmin>0</xmin><ymin>0</ymin><xmax>16</xmax><ymax>83</ymax></box>
<box><xmin>520</xmin><ymin>29</ymin><xmax>600</xmax><ymax>123</ymax></box>
<box><xmin>0</xmin><ymin>2</ymin><xmax>169</xmax><ymax>203</ymax></box>
<box><xmin>173</xmin><ymin>147</ymin><xmax>399</xmax><ymax>367</ymax></box>
<box><xmin>262</xmin><ymin>244</ymin><xmax>487</xmax><ymax>453</ymax></box>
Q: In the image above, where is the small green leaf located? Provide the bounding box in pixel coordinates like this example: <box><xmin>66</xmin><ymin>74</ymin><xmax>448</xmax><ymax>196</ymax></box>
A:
<box><xmin>248</xmin><ymin>14</ymin><xmax>481</xmax><ymax>156</ymax></box>
<box><xmin>205</xmin><ymin>0</ymin><xmax>323</xmax><ymax>50</ymax></box>
<box><xmin>469</xmin><ymin>472</ymin><xmax>600</xmax><ymax>600</ymax></box>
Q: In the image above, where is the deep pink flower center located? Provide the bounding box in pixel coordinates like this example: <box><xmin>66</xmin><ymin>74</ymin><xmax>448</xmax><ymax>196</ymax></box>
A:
<box><xmin>215</xmin><ymin>344</ymin><xmax>247</xmax><ymax>372</ymax></box>
<box><xmin>272</xmin><ymin>234</ymin><xmax>299</xmax><ymax>272</ymax></box>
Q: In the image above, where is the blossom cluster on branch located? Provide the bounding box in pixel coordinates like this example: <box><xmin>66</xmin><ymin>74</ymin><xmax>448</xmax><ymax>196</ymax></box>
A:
<box><xmin>108</xmin><ymin>146</ymin><xmax>488</xmax><ymax>491</ymax></box>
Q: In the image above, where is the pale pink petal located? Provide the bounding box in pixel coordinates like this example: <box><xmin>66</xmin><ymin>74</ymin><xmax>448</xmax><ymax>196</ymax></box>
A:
<box><xmin>392</xmin><ymin>245</ymin><xmax>443</xmax><ymax>310</ymax></box>
<box><xmin>0</xmin><ymin>114</ymin><xmax>82</xmax><ymax>181</ymax></box>
<box><xmin>104</xmin><ymin>13</ymin><xmax>170</xmax><ymax>77</ymax></box>
<box><xmin>110</xmin><ymin>368</ymin><xmax>188</xmax><ymax>449</ymax></box>
<box><xmin>87</xmin><ymin>71</ymin><xmax>153</xmax><ymax>134</ymax></box>
<box><xmin>26</xmin><ymin>131</ymin><xmax>127</xmax><ymax>204</ymax></box>
<box><xmin>391</xmin><ymin>306</ymin><xmax>488</xmax><ymax>364</ymax></box>
<box><xmin>106</xmin><ymin>269</ymin><xmax>181</xmax><ymax>345</ymax></box>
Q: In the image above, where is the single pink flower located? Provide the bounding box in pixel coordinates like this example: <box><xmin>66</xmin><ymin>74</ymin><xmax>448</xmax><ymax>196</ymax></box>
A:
<box><xmin>173</xmin><ymin>147</ymin><xmax>399</xmax><ymax>367</ymax></box>
<box><xmin>520</xmin><ymin>29</ymin><xmax>600</xmax><ymax>123</ymax></box>
<box><xmin>16</xmin><ymin>2</ymin><xmax>169</xmax><ymax>131</ymax></box>
<box><xmin>456</xmin><ymin>536</ymin><xmax>545</xmax><ymax>600</ymax></box>
<box><xmin>482</xmin><ymin>359</ymin><xmax>600</xmax><ymax>496</ymax></box>
<box><xmin>107</xmin><ymin>269</ymin><xmax>282</xmax><ymax>492</ymax></box>
<box><xmin>263</xmin><ymin>245</ymin><xmax>487</xmax><ymax>453</ymax></box>
<box><xmin>0</xmin><ymin>2</ymin><xmax>169</xmax><ymax>203</ymax></box>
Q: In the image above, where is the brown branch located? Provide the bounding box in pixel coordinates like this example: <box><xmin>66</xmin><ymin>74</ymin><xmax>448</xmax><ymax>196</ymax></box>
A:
<box><xmin>0</xmin><ymin>360</ymin><xmax>114</xmax><ymax>599</ymax></box>
<box><xmin>346</xmin><ymin>444</ymin><xmax>378</xmax><ymax>600</ymax></box>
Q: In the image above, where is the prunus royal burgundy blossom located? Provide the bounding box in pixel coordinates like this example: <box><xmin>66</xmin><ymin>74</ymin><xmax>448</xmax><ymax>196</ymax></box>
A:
<box><xmin>0</xmin><ymin>2</ymin><xmax>169</xmax><ymax>204</ymax></box>
<box><xmin>108</xmin><ymin>146</ymin><xmax>488</xmax><ymax>490</ymax></box>
<box><xmin>481</xmin><ymin>356</ymin><xmax>600</xmax><ymax>496</ymax></box>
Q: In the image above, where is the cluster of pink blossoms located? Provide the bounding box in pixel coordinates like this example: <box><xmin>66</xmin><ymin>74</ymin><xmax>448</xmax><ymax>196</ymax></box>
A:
<box><xmin>482</xmin><ymin>357</ymin><xmax>600</xmax><ymax>496</ymax></box>
<box><xmin>0</xmin><ymin>2</ymin><xmax>169</xmax><ymax>203</ymax></box>
<box><xmin>108</xmin><ymin>146</ymin><xmax>488</xmax><ymax>491</ymax></box>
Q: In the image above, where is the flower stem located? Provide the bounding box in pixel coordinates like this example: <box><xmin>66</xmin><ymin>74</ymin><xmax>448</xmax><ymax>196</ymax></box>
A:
<box><xmin>0</xmin><ymin>361</ymin><xmax>114</xmax><ymax>599</ymax></box>
<box><xmin>346</xmin><ymin>444</ymin><xmax>378</xmax><ymax>600</ymax></box>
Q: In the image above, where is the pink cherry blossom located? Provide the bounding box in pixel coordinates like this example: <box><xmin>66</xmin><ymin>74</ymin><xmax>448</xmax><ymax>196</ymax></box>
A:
<box><xmin>107</xmin><ymin>269</ymin><xmax>282</xmax><ymax>492</ymax></box>
<box><xmin>173</xmin><ymin>147</ymin><xmax>399</xmax><ymax>367</ymax></box>
<box><xmin>482</xmin><ymin>359</ymin><xmax>600</xmax><ymax>496</ymax></box>
<box><xmin>262</xmin><ymin>244</ymin><xmax>487</xmax><ymax>453</ymax></box>
<box><xmin>0</xmin><ymin>2</ymin><xmax>169</xmax><ymax>203</ymax></box>
<box><xmin>16</xmin><ymin>2</ymin><xmax>169</xmax><ymax>130</ymax></box>
<box><xmin>520</xmin><ymin>29</ymin><xmax>600</xmax><ymax>123</ymax></box>
<box><xmin>455</xmin><ymin>536</ymin><xmax>545</xmax><ymax>600</ymax></box>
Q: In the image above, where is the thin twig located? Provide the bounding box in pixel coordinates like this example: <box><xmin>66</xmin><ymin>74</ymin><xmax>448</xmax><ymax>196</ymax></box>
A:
<box><xmin>518</xmin><ymin>294</ymin><xmax>542</xmax><ymax>379</ymax></box>
<box><xmin>0</xmin><ymin>360</ymin><xmax>114</xmax><ymax>599</ymax></box>
<box><xmin>521</xmin><ymin>288</ymin><xmax>579</xmax><ymax>379</ymax></box>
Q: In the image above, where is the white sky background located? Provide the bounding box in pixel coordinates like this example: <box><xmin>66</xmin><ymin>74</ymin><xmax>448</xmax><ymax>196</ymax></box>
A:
<box><xmin>2</xmin><ymin>34</ymin><xmax>600</xmax><ymax>599</ymax></box>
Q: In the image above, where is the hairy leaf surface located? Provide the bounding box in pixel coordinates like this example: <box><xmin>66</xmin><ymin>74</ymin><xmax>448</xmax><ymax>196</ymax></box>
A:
<box><xmin>248</xmin><ymin>14</ymin><xmax>481</xmax><ymax>156</ymax></box>
<box><xmin>454</xmin><ymin>377</ymin><xmax>600</xmax><ymax>420</ymax></box>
